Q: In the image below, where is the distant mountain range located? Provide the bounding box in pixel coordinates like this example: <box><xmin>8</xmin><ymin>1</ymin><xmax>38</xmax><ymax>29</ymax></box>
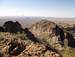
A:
<box><xmin>0</xmin><ymin>16</ymin><xmax>75</xmax><ymax>28</ymax></box>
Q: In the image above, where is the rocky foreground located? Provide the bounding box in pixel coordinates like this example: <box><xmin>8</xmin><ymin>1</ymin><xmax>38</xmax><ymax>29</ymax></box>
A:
<box><xmin>0</xmin><ymin>32</ymin><xmax>61</xmax><ymax>57</ymax></box>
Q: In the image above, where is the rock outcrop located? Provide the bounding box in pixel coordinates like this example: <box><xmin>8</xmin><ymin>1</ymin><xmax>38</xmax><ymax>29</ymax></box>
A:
<box><xmin>30</xmin><ymin>20</ymin><xmax>65</xmax><ymax>51</ymax></box>
<box><xmin>3</xmin><ymin>21</ymin><xmax>23</xmax><ymax>33</ymax></box>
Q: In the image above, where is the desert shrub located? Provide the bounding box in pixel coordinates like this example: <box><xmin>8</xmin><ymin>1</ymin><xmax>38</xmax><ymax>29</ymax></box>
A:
<box><xmin>16</xmin><ymin>32</ymin><xmax>27</xmax><ymax>40</ymax></box>
<box><xmin>0</xmin><ymin>35</ymin><xmax>4</xmax><ymax>43</ymax></box>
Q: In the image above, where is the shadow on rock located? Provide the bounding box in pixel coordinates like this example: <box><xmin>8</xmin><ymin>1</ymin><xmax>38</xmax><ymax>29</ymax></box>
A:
<box><xmin>8</xmin><ymin>39</ymin><xmax>25</xmax><ymax>56</ymax></box>
<box><xmin>65</xmin><ymin>32</ymin><xmax>75</xmax><ymax>48</ymax></box>
<box><xmin>0</xmin><ymin>26</ymin><xmax>5</xmax><ymax>32</ymax></box>
<box><xmin>24</xmin><ymin>28</ymin><xmax>40</xmax><ymax>43</ymax></box>
<box><xmin>52</xmin><ymin>25</ymin><xmax>65</xmax><ymax>44</ymax></box>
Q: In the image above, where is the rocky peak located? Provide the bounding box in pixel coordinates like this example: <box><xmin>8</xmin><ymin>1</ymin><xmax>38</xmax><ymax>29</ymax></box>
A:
<box><xmin>30</xmin><ymin>20</ymin><xmax>57</xmax><ymax>35</ymax></box>
<box><xmin>30</xmin><ymin>20</ymin><xmax>65</xmax><ymax>51</ymax></box>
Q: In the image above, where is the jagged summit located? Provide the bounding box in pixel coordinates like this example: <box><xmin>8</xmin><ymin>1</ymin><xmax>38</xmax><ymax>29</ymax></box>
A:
<box><xmin>30</xmin><ymin>19</ymin><xmax>57</xmax><ymax>35</ymax></box>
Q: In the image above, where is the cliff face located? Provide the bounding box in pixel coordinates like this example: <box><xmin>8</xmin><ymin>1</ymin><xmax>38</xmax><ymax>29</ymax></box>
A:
<box><xmin>30</xmin><ymin>20</ymin><xmax>65</xmax><ymax>51</ymax></box>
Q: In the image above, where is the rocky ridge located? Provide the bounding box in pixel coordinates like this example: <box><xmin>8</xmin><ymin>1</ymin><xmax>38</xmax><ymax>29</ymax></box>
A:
<box><xmin>0</xmin><ymin>32</ymin><xmax>61</xmax><ymax>57</ymax></box>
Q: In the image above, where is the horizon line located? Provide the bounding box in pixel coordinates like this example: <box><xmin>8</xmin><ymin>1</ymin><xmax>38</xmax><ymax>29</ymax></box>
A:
<box><xmin>0</xmin><ymin>16</ymin><xmax>75</xmax><ymax>19</ymax></box>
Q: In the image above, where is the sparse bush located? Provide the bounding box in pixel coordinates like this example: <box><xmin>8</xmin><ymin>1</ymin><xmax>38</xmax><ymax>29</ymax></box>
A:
<box><xmin>16</xmin><ymin>32</ymin><xmax>27</xmax><ymax>40</ymax></box>
<box><xmin>0</xmin><ymin>35</ymin><xmax>4</xmax><ymax>43</ymax></box>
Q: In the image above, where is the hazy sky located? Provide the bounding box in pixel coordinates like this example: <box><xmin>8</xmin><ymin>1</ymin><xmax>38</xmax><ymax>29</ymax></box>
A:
<box><xmin>0</xmin><ymin>0</ymin><xmax>75</xmax><ymax>18</ymax></box>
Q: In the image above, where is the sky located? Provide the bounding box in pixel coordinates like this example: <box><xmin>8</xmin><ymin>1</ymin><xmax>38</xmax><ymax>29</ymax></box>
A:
<box><xmin>0</xmin><ymin>0</ymin><xmax>75</xmax><ymax>18</ymax></box>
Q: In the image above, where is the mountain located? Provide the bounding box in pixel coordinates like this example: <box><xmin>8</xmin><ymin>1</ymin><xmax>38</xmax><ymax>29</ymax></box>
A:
<box><xmin>0</xmin><ymin>16</ymin><xmax>42</xmax><ymax>28</ymax></box>
<box><xmin>0</xmin><ymin>17</ymin><xmax>75</xmax><ymax>57</ymax></box>
<box><xmin>30</xmin><ymin>20</ymin><xmax>65</xmax><ymax>51</ymax></box>
<box><xmin>30</xmin><ymin>19</ymin><xmax>75</xmax><ymax>56</ymax></box>
<box><xmin>0</xmin><ymin>16</ymin><xmax>75</xmax><ymax>28</ymax></box>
